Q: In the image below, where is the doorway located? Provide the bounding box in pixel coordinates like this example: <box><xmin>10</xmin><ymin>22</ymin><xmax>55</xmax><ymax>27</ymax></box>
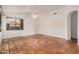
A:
<box><xmin>68</xmin><ymin>11</ymin><xmax>78</xmax><ymax>43</ymax></box>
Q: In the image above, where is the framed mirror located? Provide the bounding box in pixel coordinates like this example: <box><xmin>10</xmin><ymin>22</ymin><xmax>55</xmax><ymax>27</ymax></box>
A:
<box><xmin>6</xmin><ymin>17</ymin><xmax>23</xmax><ymax>30</ymax></box>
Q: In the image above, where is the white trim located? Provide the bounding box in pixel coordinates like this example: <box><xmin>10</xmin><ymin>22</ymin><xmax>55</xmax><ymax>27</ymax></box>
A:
<box><xmin>67</xmin><ymin>10</ymin><xmax>78</xmax><ymax>44</ymax></box>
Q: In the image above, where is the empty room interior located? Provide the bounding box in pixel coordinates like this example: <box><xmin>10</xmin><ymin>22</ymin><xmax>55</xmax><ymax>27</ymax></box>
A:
<box><xmin>0</xmin><ymin>5</ymin><xmax>79</xmax><ymax>54</ymax></box>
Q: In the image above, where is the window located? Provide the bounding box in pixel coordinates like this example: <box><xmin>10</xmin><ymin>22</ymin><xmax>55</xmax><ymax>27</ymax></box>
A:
<box><xmin>6</xmin><ymin>17</ymin><xmax>23</xmax><ymax>30</ymax></box>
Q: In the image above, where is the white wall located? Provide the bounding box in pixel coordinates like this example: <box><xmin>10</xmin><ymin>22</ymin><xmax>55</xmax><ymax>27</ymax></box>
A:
<box><xmin>39</xmin><ymin>7</ymin><xmax>67</xmax><ymax>39</ymax></box>
<box><xmin>34</xmin><ymin>17</ymin><xmax>40</xmax><ymax>34</ymax></box>
<box><xmin>2</xmin><ymin>14</ymin><xmax>34</xmax><ymax>39</ymax></box>
<box><xmin>71</xmin><ymin>11</ymin><xmax>77</xmax><ymax>38</ymax></box>
<box><xmin>39</xmin><ymin>6</ymin><xmax>79</xmax><ymax>40</ymax></box>
<box><xmin>0</xmin><ymin>32</ymin><xmax>1</xmax><ymax>44</ymax></box>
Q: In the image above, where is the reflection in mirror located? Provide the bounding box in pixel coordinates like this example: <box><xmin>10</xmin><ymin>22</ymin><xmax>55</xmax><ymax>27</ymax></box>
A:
<box><xmin>6</xmin><ymin>17</ymin><xmax>23</xmax><ymax>30</ymax></box>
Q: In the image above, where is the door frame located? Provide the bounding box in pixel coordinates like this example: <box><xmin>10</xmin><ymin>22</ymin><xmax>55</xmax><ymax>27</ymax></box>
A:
<box><xmin>67</xmin><ymin>10</ymin><xmax>78</xmax><ymax>41</ymax></box>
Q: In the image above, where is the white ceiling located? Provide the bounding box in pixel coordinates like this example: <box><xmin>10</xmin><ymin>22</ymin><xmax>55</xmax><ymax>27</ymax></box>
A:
<box><xmin>2</xmin><ymin>5</ymin><xmax>65</xmax><ymax>15</ymax></box>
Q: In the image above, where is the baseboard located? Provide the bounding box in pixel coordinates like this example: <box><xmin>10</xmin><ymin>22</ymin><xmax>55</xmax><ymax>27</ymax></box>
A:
<box><xmin>37</xmin><ymin>34</ymin><xmax>66</xmax><ymax>40</ymax></box>
<box><xmin>2</xmin><ymin>34</ymin><xmax>66</xmax><ymax>40</ymax></box>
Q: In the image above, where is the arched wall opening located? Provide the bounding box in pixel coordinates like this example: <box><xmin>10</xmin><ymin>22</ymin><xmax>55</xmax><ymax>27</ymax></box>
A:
<box><xmin>67</xmin><ymin>10</ymin><xmax>78</xmax><ymax>43</ymax></box>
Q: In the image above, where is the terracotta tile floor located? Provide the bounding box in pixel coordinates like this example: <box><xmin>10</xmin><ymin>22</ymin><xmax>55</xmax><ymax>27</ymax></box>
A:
<box><xmin>0</xmin><ymin>34</ymin><xmax>79</xmax><ymax>54</ymax></box>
